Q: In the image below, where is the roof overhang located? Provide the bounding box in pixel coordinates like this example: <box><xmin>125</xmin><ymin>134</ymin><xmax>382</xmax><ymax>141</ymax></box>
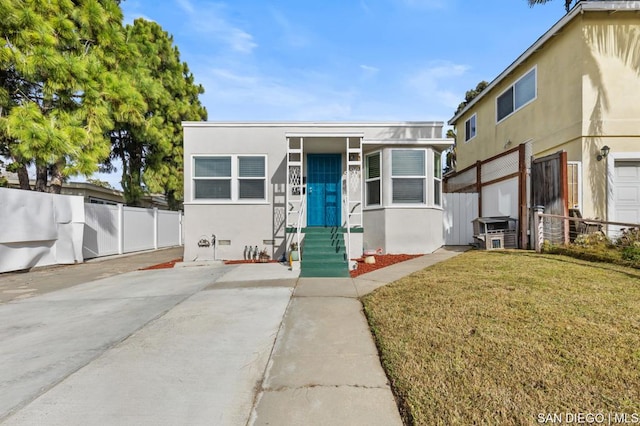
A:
<box><xmin>182</xmin><ymin>121</ymin><xmax>443</xmax><ymax>128</ymax></box>
<box><xmin>448</xmin><ymin>0</ymin><xmax>640</xmax><ymax>125</ymax></box>
<box><xmin>363</xmin><ymin>138</ymin><xmax>453</xmax><ymax>147</ymax></box>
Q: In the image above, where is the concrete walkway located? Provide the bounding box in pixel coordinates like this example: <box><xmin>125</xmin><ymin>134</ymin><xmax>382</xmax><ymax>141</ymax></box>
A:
<box><xmin>0</xmin><ymin>246</ymin><xmax>467</xmax><ymax>425</ymax></box>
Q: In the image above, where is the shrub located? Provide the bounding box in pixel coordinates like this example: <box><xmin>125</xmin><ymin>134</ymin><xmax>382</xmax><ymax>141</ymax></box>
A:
<box><xmin>615</xmin><ymin>227</ymin><xmax>640</xmax><ymax>249</ymax></box>
<box><xmin>621</xmin><ymin>245</ymin><xmax>640</xmax><ymax>262</ymax></box>
<box><xmin>573</xmin><ymin>232</ymin><xmax>612</xmax><ymax>248</ymax></box>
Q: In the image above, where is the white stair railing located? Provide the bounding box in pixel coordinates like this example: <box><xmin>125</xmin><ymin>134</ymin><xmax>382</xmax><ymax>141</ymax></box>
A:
<box><xmin>342</xmin><ymin>175</ymin><xmax>350</xmax><ymax>264</ymax></box>
<box><xmin>296</xmin><ymin>187</ymin><xmax>307</xmax><ymax>260</ymax></box>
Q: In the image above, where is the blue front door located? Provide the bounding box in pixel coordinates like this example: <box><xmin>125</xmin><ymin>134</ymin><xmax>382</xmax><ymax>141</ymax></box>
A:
<box><xmin>307</xmin><ymin>154</ymin><xmax>341</xmax><ymax>227</ymax></box>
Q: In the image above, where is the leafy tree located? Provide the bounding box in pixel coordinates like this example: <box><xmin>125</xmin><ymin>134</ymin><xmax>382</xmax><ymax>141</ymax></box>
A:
<box><xmin>444</xmin><ymin>129</ymin><xmax>456</xmax><ymax>174</ymax></box>
<box><xmin>105</xmin><ymin>19</ymin><xmax>206</xmax><ymax>208</ymax></box>
<box><xmin>0</xmin><ymin>0</ymin><xmax>146</xmax><ymax>193</ymax></box>
<box><xmin>527</xmin><ymin>0</ymin><xmax>578</xmax><ymax>12</ymax></box>
<box><xmin>86</xmin><ymin>178</ymin><xmax>114</xmax><ymax>189</ymax></box>
<box><xmin>454</xmin><ymin>81</ymin><xmax>489</xmax><ymax>116</ymax></box>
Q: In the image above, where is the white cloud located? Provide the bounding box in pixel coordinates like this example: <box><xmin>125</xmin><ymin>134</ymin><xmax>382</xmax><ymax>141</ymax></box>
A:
<box><xmin>408</xmin><ymin>61</ymin><xmax>469</xmax><ymax>108</ymax></box>
<box><xmin>176</xmin><ymin>1</ymin><xmax>257</xmax><ymax>54</ymax></box>
<box><xmin>400</xmin><ymin>0</ymin><xmax>447</xmax><ymax>9</ymax></box>
<box><xmin>270</xmin><ymin>8</ymin><xmax>309</xmax><ymax>48</ymax></box>
<box><xmin>197</xmin><ymin>66</ymin><xmax>356</xmax><ymax>120</ymax></box>
<box><xmin>360</xmin><ymin>64</ymin><xmax>380</xmax><ymax>76</ymax></box>
<box><xmin>176</xmin><ymin>0</ymin><xmax>195</xmax><ymax>14</ymax></box>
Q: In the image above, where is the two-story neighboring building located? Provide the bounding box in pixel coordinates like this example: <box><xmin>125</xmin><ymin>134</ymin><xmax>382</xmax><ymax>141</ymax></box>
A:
<box><xmin>182</xmin><ymin>122</ymin><xmax>452</xmax><ymax>276</ymax></box>
<box><xmin>447</xmin><ymin>1</ymin><xmax>640</xmax><ymax>246</ymax></box>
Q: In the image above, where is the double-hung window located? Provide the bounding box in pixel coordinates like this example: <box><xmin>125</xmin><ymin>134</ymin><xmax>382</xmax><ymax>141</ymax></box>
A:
<box><xmin>464</xmin><ymin>114</ymin><xmax>477</xmax><ymax>142</ymax></box>
<box><xmin>194</xmin><ymin>157</ymin><xmax>232</xmax><ymax>200</ymax></box>
<box><xmin>194</xmin><ymin>155</ymin><xmax>266</xmax><ymax>201</ymax></box>
<box><xmin>365</xmin><ymin>152</ymin><xmax>381</xmax><ymax>206</ymax></box>
<box><xmin>497</xmin><ymin>67</ymin><xmax>536</xmax><ymax>122</ymax></box>
<box><xmin>433</xmin><ymin>151</ymin><xmax>442</xmax><ymax>206</ymax></box>
<box><xmin>238</xmin><ymin>156</ymin><xmax>266</xmax><ymax>199</ymax></box>
<box><xmin>391</xmin><ymin>150</ymin><xmax>425</xmax><ymax>204</ymax></box>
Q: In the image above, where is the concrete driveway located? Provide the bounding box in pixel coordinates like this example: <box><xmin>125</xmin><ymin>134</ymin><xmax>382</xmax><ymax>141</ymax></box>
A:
<box><xmin>0</xmin><ymin>246</ymin><xmax>465</xmax><ymax>425</ymax></box>
<box><xmin>0</xmin><ymin>262</ymin><xmax>297</xmax><ymax>425</ymax></box>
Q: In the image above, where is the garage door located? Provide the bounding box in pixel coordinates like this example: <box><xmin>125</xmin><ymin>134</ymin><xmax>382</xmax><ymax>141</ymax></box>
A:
<box><xmin>614</xmin><ymin>161</ymin><xmax>640</xmax><ymax>224</ymax></box>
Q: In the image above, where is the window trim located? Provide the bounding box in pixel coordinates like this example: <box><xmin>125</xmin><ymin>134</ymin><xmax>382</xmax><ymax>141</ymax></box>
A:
<box><xmin>567</xmin><ymin>161</ymin><xmax>582</xmax><ymax>211</ymax></box>
<box><xmin>496</xmin><ymin>66</ymin><xmax>537</xmax><ymax>123</ymax></box>
<box><xmin>192</xmin><ymin>154</ymin><xmax>268</xmax><ymax>203</ymax></box>
<box><xmin>365</xmin><ymin>151</ymin><xmax>382</xmax><ymax>207</ymax></box>
<box><xmin>390</xmin><ymin>148</ymin><xmax>427</xmax><ymax>205</ymax></box>
<box><xmin>464</xmin><ymin>114</ymin><xmax>477</xmax><ymax>143</ymax></box>
<box><xmin>433</xmin><ymin>151</ymin><xmax>442</xmax><ymax>207</ymax></box>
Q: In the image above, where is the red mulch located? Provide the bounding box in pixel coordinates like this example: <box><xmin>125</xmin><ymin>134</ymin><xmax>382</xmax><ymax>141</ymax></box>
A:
<box><xmin>350</xmin><ymin>254</ymin><xmax>422</xmax><ymax>277</ymax></box>
<box><xmin>141</xmin><ymin>255</ymin><xmax>421</xmax><ymax>276</ymax></box>
<box><xmin>140</xmin><ymin>258</ymin><xmax>182</xmax><ymax>270</ymax></box>
<box><xmin>224</xmin><ymin>260</ymin><xmax>279</xmax><ymax>265</ymax></box>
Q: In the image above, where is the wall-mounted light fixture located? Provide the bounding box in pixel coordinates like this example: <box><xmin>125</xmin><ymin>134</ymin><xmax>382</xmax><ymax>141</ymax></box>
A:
<box><xmin>597</xmin><ymin>145</ymin><xmax>610</xmax><ymax>161</ymax></box>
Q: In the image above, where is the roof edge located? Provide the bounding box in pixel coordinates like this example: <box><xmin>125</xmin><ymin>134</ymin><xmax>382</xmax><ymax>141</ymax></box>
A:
<box><xmin>182</xmin><ymin>121</ymin><xmax>444</xmax><ymax>128</ymax></box>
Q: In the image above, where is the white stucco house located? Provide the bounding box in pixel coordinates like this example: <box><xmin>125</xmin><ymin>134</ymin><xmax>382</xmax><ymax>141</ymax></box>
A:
<box><xmin>182</xmin><ymin>122</ymin><xmax>452</xmax><ymax>276</ymax></box>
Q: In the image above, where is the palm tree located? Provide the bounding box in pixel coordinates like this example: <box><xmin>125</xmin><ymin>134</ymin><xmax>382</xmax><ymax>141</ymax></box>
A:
<box><xmin>527</xmin><ymin>0</ymin><xmax>575</xmax><ymax>12</ymax></box>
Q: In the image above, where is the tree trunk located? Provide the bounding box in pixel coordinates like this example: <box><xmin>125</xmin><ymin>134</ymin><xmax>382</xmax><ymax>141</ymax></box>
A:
<box><xmin>48</xmin><ymin>161</ymin><xmax>64</xmax><ymax>194</ymax></box>
<box><xmin>35</xmin><ymin>164</ymin><xmax>48</xmax><ymax>192</ymax></box>
<box><xmin>16</xmin><ymin>164</ymin><xmax>31</xmax><ymax>190</ymax></box>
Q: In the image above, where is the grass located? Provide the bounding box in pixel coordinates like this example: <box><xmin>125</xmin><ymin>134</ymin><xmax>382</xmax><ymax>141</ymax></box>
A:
<box><xmin>362</xmin><ymin>250</ymin><xmax>640</xmax><ymax>425</ymax></box>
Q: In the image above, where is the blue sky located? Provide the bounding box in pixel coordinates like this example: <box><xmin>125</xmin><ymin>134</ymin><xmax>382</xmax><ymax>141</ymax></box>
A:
<box><xmin>121</xmin><ymin>0</ymin><xmax>567</xmax><ymax>123</ymax></box>
<box><xmin>90</xmin><ymin>0</ymin><xmax>567</xmax><ymax>189</ymax></box>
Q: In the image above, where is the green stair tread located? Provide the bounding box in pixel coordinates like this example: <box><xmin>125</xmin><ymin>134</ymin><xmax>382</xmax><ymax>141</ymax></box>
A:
<box><xmin>299</xmin><ymin>228</ymin><xmax>349</xmax><ymax>278</ymax></box>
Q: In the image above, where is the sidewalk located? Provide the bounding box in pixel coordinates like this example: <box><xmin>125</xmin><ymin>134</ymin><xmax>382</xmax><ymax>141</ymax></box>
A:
<box><xmin>0</xmin><ymin>246</ymin><xmax>184</xmax><ymax>303</ymax></box>
<box><xmin>250</xmin><ymin>246</ymin><xmax>468</xmax><ymax>425</ymax></box>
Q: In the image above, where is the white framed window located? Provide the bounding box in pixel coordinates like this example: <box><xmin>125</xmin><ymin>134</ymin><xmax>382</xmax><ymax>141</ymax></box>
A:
<box><xmin>464</xmin><ymin>114</ymin><xmax>477</xmax><ymax>142</ymax></box>
<box><xmin>433</xmin><ymin>151</ymin><xmax>442</xmax><ymax>206</ymax></box>
<box><xmin>193</xmin><ymin>155</ymin><xmax>267</xmax><ymax>202</ymax></box>
<box><xmin>391</xmin><ymin>149</ymin><xmax>425</xmax><ymax>204</ymax></box>
<box><xmin>497</xmin><ymin>66</ymin><xmax>537</xmax><ymax>122</ymax></box>
<box><xmin>567</xmin><ymin>161</ymin><xmax>582</xmax><ymax>210</ymax></box>
<box><xmin>365</xmin><ymin>152</ymin><xmax>381</xmax><ymax>206</ymax></box>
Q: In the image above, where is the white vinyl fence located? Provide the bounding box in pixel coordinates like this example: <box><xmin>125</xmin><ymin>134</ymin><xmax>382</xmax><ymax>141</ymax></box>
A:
<box><xmin>83</xmin><ymin>204</ymin><xmax>182</xmax><ymax>259</ymax></box>
<box><xmin>443</xmin><ymin>193</ymin><xmax>478</xmax><ymax>245</ymax></box>
<box><xmin>0</xmin><ymin>187</ymin><xmax>182</xmax><ymax>273</ymax></box>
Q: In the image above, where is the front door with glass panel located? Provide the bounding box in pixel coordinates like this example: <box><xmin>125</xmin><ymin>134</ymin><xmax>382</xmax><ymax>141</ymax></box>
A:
<box><xmin>307</xmin><ymin>154</ymin><xmax>341</xmax><ymax>227</ymax></box>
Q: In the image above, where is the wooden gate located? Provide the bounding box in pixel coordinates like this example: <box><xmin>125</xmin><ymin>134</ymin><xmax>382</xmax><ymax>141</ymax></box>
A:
<box><xmin>531</xmin><ymin>151</ymin><xmax>568</xmax><ymax>244</ymax></box>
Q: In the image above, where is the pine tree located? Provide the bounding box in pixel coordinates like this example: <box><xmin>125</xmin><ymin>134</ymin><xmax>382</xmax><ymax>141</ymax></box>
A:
<box><xmin>0</xmin><ymin>0</ymin><xmax>145</xmax><ymax>193</ymax></box>
<box><xmin>106</xmin><ymin>19</ymin><xmax>207</xmax><ymax>208</ymax></box>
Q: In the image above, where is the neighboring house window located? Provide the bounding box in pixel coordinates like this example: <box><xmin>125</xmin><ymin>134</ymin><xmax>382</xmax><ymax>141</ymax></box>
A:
<box><xmin>464</xmin><ymin>114</ymin><xmax>477</xmax><ymax>142</ymax></box>
<box><xmin>434</xmin><ymin>151</ymin><xmax>442</xmax><ymax>206</ymax></box>
<box><xmin>366</xmin><ymin>152</ymin><xmax>381</xmax><ymax>206</ymax></box>
<box><xmin>567</xmin><ymin>161</ymin><xmax>582</xmax><ymax>210</ymax></box>
<box><xmin>497</xmin><ymin>67</ymin><xmax>536</xmax><ymax>122</ymax></box>
<box><xmin>392</xmin><ymin>150</ymin><xmax>425</xmax><ymax>204</ymax></box>
<box><xmin>193</xmin><ymin>155</ymin><xmax>266</xmax><ymax>201</ymax></box>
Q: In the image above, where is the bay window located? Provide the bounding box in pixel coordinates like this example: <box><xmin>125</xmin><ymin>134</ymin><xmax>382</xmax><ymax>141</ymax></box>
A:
<box><xmin>391</xmin><ymin>150</ymin><xmax>425</xmax><ymax>204</ymax></box>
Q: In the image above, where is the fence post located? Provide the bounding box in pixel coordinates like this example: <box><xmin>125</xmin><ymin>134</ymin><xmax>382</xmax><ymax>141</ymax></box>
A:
<box><xmin>117</xmin><ymin>203</ymin><xmax>124</xmax><ymax>255</ymax></box>
<box><xmin>179</xmin><ymin>211</ymin><xmax>183</xmax><ymax>247</ymax></box>
<box><xmin>533</xmin><ymin>206</ymin><xmax>545</xmax><ymax>253</ymax></box>
<box><xmin>153</xmin><ymin>207</ymin><xmax>159</xmax><ymax>250</ymax></box>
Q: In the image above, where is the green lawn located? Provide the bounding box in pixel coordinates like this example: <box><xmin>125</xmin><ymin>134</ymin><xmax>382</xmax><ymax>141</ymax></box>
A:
<box><xmin>363</xmin><ymin>250</ymin><xmax>640</xmax><ymax>425</ymax></box>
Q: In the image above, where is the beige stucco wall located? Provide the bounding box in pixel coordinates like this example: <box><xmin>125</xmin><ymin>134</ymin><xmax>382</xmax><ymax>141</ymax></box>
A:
<box><xmin>581</xmin><ymin>12</ymin><xmax>640</xmax><ymax>219</ymax></box>
<box><xmin>455</xmin><ymin>17</ymin><xmax>584</xmax><ymax>171</ymax></box>
<box><xmin>453</xmin><ymin>10</ymin><xmax>640</xmax><ymax>222</ymax></box>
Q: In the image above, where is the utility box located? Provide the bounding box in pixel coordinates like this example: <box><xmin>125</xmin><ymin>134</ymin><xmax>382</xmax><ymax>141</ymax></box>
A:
<box><xmin>472</xmin><ymin>217</ymin><xmax>518</xmax><ymax>250</ymax></box>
